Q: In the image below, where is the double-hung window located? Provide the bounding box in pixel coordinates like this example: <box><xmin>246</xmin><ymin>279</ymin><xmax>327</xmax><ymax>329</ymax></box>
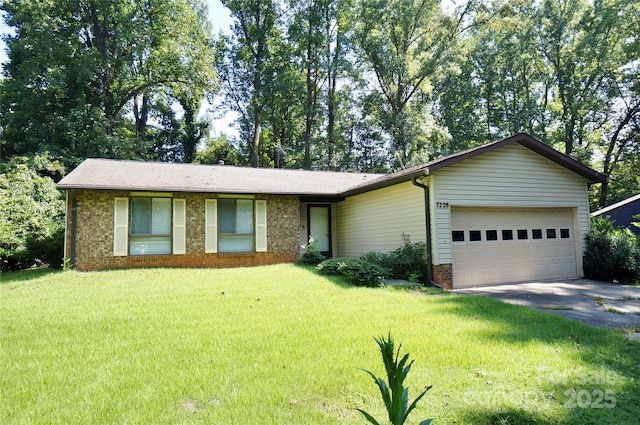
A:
<box><xmin>218</xmin><ymin>199</ymin><xmax>255</xmax><ymax>252</ymax></box>
<box><xmin>205</xmin><ymin>198</ymin><xmax>267</xmax><ymax>254</ymax></box>
<box><xmin>113</xmin><ymin>196</ymin><xmax>186</xmax><ymax>256</ymax></box>
<box><xmin>130</xmin><ymin>197</ymin><xmax>172</xmax><ymax>255</ymax></box>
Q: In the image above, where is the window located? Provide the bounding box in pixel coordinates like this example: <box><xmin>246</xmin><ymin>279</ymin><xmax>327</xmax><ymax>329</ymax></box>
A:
<box><xmin>502</xmin><ymin>229</ymin><xmax>513</xmax><ymax>240</ymax></box>
<box><xmin>486</xmin><ymin>230</ymin><xmax>498</xmax><ymax>241</ymax></box>
<box><xmin>546</xmin><ymin>228</ymin><xmax>557</xmax><ymax>239</ymax></box>
<box><xmin>517</xmin><ymin>229</ymin><xmax>528</xmax><ymax>240</ymax></box>
<box><xmin>130</xmin><ymin>197</ymin><xmax>172</xmax><ymax>255</ymax></box>
<box><xmin>218</xmin><ymin>199</ymin><xmax>255</xmax><ymax>252</ymax></box>
<box><xmin>452</xmin><ymin>231</ymin><xmax>465</xmax><ymax>242</ymax></box>
<box><xmin>560</xmin><ymin>228</ymin><xmax>570</xmax><ymax>239</ymax></box>
<box><xmin>532</xmin><ymin>229</ymin><xmax>543</xmax><ymax>239</ymax></box>
<box><xmin>469</xmin><ymin>230</ymin><xmax>482</xmax><ymax>241</ymax></box>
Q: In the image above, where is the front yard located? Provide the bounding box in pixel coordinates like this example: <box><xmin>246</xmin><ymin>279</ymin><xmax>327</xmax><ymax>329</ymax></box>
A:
<box><xmin>1</xmin><ymin>265</ymin><xmax>639</xmax><ymax>424</ymax></box>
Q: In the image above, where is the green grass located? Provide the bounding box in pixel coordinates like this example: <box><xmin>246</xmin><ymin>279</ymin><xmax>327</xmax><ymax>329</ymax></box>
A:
<box><xmin>2</xmin><ymin>265</ymin><xmax>639</xmax><ymax>424</ymax></box>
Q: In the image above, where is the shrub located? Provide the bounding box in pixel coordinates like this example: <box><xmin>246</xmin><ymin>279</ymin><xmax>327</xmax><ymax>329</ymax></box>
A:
<box><xmin>584</xmin><ymin>217</ymin><xmax>640</xmax><ymax>283</ymax></box>
<box><xmin>359</xmin><ymin>251</ymin><xmax>394</xmax><ymax>270</ymax></box>
<box><xmin>0</xmin><ymin>158</ymin><xmax>65</xmax><ymax>271</ymax></box>
<box><xmin>26</xmin><ymin>226</ymin><xmax>65</xmax><ymax>269</ymax></box>
<box><xmin>338</xmin><ymin>258</ymin><xmax>389</xmax><ymax>287</ymax></box>
<box><xmin>298</xmin><ymin>238</ymin><xmax>325</xmax><ymax>265</ymax></box>
<box><xmin>316</xmin><ymin>258</ymin><xmax>345</xmax><ymax>275</ymax></box>
<box><xmin>388</xmin><ymin>234</ymin><xmax>428</xmax><ymax>282</ymax></box>
<box><xmin>317</xmin><ymin>258</ymin><xmax>389</xmax><ymax>287</ymax></box>
<box><xmin>358</xmin><ymin>236</ymin><xmax>428</xmax><ymax>283</ymax></box>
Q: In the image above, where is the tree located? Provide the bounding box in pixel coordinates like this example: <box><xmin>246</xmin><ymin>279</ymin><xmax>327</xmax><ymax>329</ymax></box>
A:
<box><xmin>591</xmin><ymin>0</ymin><xmax>640</xmax><ymax>208</ymax></box>
<box><xmin>354</xmin><ymin>0</ymin><xmax>471</xmax><ymax>167</ymax></box>
<box><xmin>194</xmin><ymin>134</ymin><xmax>245</xmax><ymax>166</ymax></box>
<box><xmin>1</xmin><ymin>0</ymin><xmax>217</xmax><ymax>167</ymax></box>
<box><xmin>218</xmin><ymin>0</ymin><xmax>281</xmax><ymax>167</ymax></box>
<box><xmin>0</xmin><ymin>156</ymin><xmax>66</xmax><ymax>270</ymax></box>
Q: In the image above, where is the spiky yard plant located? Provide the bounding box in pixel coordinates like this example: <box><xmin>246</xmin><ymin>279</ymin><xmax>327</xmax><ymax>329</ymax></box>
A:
<box><xmin>357</xmin><ymin>334</ymin><xmax>433</xmax><ymax>425</ymax></box>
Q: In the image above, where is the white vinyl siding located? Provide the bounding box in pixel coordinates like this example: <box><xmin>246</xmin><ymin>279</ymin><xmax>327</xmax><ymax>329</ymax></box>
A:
<box><xmin>113</xmin><ymin>198</ymin><xmax>129</xmax><ymax>256</ymax></box>
<box><xmin>255</xmin><ymin>200</ymin><xmax>267</xmax><ymax>252</ymax></box>
<box><xmin>205</xmin><ymin>199</ymin><xmax>218</xmax><ymax>253</ymax></box>
<box><xmin>335</xmin><ymin>181</ymin><xmax>426</xmax><ymax>257</ymax></box>
<box><xmin>172</xmin><ymin>199</ymin><xmax>186</xmax><ymax>254</ymax></box>
<box><xmin>430</xmin><ymin>143</ymin><xmax>591</xmax><ymax>276</ymax></box>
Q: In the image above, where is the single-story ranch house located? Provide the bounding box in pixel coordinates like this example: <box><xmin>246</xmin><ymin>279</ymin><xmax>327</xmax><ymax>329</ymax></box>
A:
<box><xmin>57</xmin><ymin>133</ymin><xmax>606</xmax><ymax>289</ymax></box>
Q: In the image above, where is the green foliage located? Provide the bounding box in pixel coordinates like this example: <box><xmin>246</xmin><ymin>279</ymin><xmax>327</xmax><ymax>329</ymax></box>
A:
<box><xmin>317</xmin><ymin>258</ymin><xmax>389</xmax><ymax>287</ymax></box>
<box><xmin>338</xmin><ymin>259</ymin><xmax>388</xmax><ymax>287</ymax></box>
<box><xmin>359</xmin><ymin>235</ymin><xmax>428</xmax><ymax>282</ymax></box>
<box><xmin>298</xmin><ymin>238</ymin><xmax>326</xmax><ymax>265</ymax></box>
<box><xmin>359</xmin><ymin>251</ymin><xmax>395</xmax><ymax>272</ymax></box>
<box><xmin>25</xmin><ymin>227</ymin><xmax>65</xmax><ymax>270</ymax></box>
<box><xmin>354</xmin><ymin>0</ymin><xmax>458</xmax><ymax>167</ymax></box>
<box><xmin>584</xmin><ymin>217</ymin><xmax>640</xmax><ymax>284</ymax></box>
<box><xmin>0</xmin><ymin>158</ymin><xmax>65</xmax><ymax>271</ymax></box>
<box><xmin>316</xmin><ymin>258</ymin><xmax>345</xmax><ymax>275</ymax></box>
<box><xmin>316</xmin><ymin>236</ymin><xmax>426</xmax><ymax>286</ymax></box>
<box><xmin>1</xmin><ymin>0</ymin><xmax>217</xmax><ymax>167</ymax></box>
<box><xmin>194</xmin><ymin>134</ymin><xmax>244</xmax><ymax>166</ymax></box>
<box><xmin>357</xmin><ymin>334</ymin><xmax>433</xmax><ymax>425</ymax></box>
<box><xmin>388</xmin><ymin>235</ymin><xmax>428</xmax><ymax>282</ymax></box>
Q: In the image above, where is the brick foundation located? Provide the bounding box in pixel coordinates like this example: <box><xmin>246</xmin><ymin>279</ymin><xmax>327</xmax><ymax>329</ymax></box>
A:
<box><xmin>67</xmin><ymin>190</ymin><xmax>300</xmax><ymax>271</ymax></box>
<box><xmin>432</xmin><ymin>263</ymin><xmax>453</xmax><ymax>290</ymax></box>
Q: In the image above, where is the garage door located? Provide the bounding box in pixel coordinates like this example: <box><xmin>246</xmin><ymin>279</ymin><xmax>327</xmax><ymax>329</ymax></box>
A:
<box><xmin>451</xmin><ymin>208</ymin><xmax>577</xmax><ymax>287</ymax></box>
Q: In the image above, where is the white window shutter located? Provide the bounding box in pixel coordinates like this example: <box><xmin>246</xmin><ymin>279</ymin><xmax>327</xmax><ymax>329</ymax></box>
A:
<box><xmin>255</xmin><ymin>200</ymin><xmax>267</xmax><ymax>252</ymax></box>
<box><xmin>205</xmin><ymin>199</ymin><xmax>218</xmax><ymax>253</ymax></box>
<box><xmin>113</xmin><ymin>197</ymin><xmax>129</xmax><ymax>256</ymax></box>
<box><xmin>173</xmin><ymin>199</ymin><xmax>186</xmax><ymax>255</ymax></box>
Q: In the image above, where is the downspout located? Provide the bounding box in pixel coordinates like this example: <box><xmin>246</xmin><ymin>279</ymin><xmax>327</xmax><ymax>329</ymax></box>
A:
<box><xmin>411</xmin><ymin>177</ymin><xmax>441</xmax><ymax>288</ymax></box>
<box><xmin>69</xmin><ymin>190</ymin><xmax>77</xmax><ymax>269</ymax></box>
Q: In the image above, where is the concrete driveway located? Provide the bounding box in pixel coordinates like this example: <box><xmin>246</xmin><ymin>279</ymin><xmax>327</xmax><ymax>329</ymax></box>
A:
<box><xmin>454</xmin><ymin>279</ymin><xmax>640</xmax><ymax>340</ymax></box>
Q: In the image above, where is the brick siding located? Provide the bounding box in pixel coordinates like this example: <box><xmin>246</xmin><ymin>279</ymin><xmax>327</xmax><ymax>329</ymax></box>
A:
<box><xmin>433</xmin><ymin>263</ymin><xmax>453</xmax><ymax>290</ymax></box>
<box><xmin>66</xmin><ymin>190</ymin><xmax>300</xmax><ymax>271</ymax></box>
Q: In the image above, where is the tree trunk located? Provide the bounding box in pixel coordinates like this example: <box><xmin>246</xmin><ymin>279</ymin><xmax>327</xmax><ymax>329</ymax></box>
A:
<box><xmin>251</xmin><ymin>112</ymin><xmax>261</xmax><ymax>168</ymax></box>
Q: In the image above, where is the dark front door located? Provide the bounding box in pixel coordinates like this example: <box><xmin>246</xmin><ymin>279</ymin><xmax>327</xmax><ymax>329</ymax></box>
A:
<box><xmin>308</xmin><ymin>205</ymin><xmax>331</xmax><ymax>257</ymax></box>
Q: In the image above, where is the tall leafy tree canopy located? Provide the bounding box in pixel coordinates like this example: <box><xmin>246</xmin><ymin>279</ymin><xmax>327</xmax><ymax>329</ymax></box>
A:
<box><xmin>1</xmin><ymin>0</ymin><xmax>217</xmax><ymax>168</ymax></box>
<box><xmin>1</xmin><ymin>0</ymin><xmax>638</xmax><ymax>209</ymax></box>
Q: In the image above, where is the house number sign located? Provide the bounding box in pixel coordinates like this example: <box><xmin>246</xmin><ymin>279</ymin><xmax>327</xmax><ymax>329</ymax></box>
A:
<box><xmin>436</xmin><ymin>202</ymin><xmax>450</xmax><ymax>209</ymax></box>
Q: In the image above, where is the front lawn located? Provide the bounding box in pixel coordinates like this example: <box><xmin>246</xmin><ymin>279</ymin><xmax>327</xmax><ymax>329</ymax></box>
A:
<box><xmin>1</xmin><ymin>265</ymin><xmax>639</xmax><ymax>424</ymax></box>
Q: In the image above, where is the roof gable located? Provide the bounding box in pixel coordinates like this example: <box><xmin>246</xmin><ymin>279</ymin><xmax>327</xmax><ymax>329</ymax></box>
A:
<box><xmin>342</xmin><ymin>133</ymin><xmax>607</xmax><ymax>196</ymax></box>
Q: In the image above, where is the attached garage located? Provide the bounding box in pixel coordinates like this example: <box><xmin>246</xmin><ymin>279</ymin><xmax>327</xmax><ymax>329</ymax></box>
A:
<box><xmin>336</xmin><ymin>133</ymin><xmax>607</xmax><ymax>289</ymax></box>
<box><xmin>412</xmin><ymin>135</ymin><xmax>609</xmax><ymax>289</ymax></box>
<box><xmin>451</xmin><ymin>207</ymin><xmax>578</xmax><ymax>287</ymax></box>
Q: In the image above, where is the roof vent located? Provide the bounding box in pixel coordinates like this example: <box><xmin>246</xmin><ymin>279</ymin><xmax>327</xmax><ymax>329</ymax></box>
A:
<box><xmin>218</xmin><ymin>160</ymin><xmax>225</xmax><ymax>165</ymax></box>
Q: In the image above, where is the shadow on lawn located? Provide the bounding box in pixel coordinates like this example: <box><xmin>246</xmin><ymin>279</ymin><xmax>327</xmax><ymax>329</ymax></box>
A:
<box><xmin>0</xmin><ymin>267</ymin><xmax>62</xmax><ymax>284</ymax></box>
<box><xmin>293</xmin><ymin>263</ymin><xmax>357</xmax><ymax>289</ymax></box>
<box><xmin>437</xmin><ymin>295</ymin><xmax>640</xmax><ymax>424</ymax></box>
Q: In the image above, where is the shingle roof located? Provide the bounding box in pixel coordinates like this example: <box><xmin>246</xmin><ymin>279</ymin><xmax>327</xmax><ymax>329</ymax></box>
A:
<box><xmin>56</xmin><ymin>158</ymin><xmax>382</xmax><ymax>196</ymax></box>
<box><xmin>57</xmin><ymin>133</ymin><xmax>607</xmax><ymax>196</ymax></box>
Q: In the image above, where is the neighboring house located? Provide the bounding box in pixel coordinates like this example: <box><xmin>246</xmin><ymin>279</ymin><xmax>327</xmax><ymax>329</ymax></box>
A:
<box><xmin>591</xmin><ymin>194</ymin><xmax>640</xmax><ymax>235</ymax></box>
<box><xmin>57</xmin><ymin>133</ymin><xmax>606</xmax><ymax>289</ymax></box>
